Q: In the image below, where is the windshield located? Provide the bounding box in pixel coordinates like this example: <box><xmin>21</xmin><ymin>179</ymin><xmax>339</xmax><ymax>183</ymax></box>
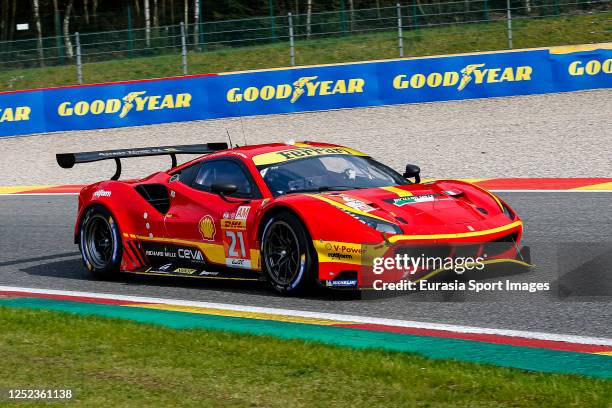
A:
<box><xmin>258</xmin><ymin>154</ymin><xmax>408</xmax><ymax>196</ymax></box>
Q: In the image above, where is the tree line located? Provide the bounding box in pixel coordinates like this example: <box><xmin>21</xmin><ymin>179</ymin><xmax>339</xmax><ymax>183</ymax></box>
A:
<box><xmin>1</xmin><ymin>0</ymin><xmax>602</xmax><ymax>66</ymax></box>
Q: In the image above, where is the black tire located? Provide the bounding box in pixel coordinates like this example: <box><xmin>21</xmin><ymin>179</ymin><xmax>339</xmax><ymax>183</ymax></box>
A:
<box><xmin>261</xmin><ymin>212</ymin><xmax>316</xmax><ymax>295</ymax></box>
<box><xmin>78</xmin><ymin>205</ymin><xmax>122</xmax><ymax>279</ymax></box>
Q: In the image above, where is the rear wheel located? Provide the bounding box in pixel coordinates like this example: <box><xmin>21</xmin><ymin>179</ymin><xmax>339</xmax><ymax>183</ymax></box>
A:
<box><xmin>261</xmin><ymin>213</ymin><xmax>316</xmax><ymax>295</ymax></box>
<box><xmin>79</xmin><ymin>206</ymin><xmax>122</xmax><ymax>279</ymax></box>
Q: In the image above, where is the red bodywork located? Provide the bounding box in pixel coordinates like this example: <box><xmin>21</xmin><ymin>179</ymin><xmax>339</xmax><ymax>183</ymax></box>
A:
<box><xmin>74</xmin><ymin>141</ymin><xmax>524</xmax><ymax>288</ymax></box>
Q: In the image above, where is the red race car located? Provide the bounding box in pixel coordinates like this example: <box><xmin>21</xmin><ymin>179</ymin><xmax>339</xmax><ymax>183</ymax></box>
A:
<box><xmin>57</xmin><ymin>141</ymin><xmax>530</xmax><ymax>295</ymax></box>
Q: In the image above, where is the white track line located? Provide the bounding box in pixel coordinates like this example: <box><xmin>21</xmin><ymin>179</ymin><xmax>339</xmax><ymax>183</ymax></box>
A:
<box><xmin>1</xmin><ymin>285</ymin><xmax>611</xmax><ymax>346</ymax></box>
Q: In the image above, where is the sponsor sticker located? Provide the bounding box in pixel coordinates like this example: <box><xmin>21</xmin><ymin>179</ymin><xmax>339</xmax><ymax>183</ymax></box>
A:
<box><xmin>235</xmin><ymin>205</ymin><xmax>251</xmax><ymax>220</ymax></box>
<box><xmin>317</xmin><ymin>241</ymin><xmax>368</xmax><ymax>265</ymax></box>
<box><xmin>177</xmin><ymin>248</ymin><xmax>205</xmax><ymax>262</ymax></box>
<box><xmin>325</xmin><ymin>279</ymin><xmax>358</xmax><ymax>287</ymax></box>
<box><xmin>388</xmin><ymin>194</ymin><xmax>440</xmax><ymax>206</ymax></box>
<box><xmin>92</xmin><ymin>189</ymin><xmax>111</xmax><ymax>198</ymax></box>
<box><xmin>252</xmin><ymin>146</ymin><xmax>366</xmax><ymax>166</ymax></box>
<box><xmin>221</xmin><ymin>219</ymin><xmax>247</xmax><ymax>230</ymax></box>
<box><xmin>225</xmin><ymin>258</ymin><xmax>252</xmax><ymax>269</ymax></box>
<box><xmin>173</xmin><ymin>267</ymin><xmax>197</xmax><ymax>275</ymax></box>
<box><xmin>198</xmin><ymin>215</ymin><xmax>216</xmax><ymax>240</ymax></box>
<box><xmin>339</xmin><ymin>194</ymin><xmax>375</xmax><ymax>213</ymax></box>
<box><xmin>146</xmin><ymin>249</ymin><xmax>176</xmax><ymax>258</ymax></box>
<box><xmin>199</xmin><ymin>270</ymin><xmax>220</xmax><ymax>276</ymax></box>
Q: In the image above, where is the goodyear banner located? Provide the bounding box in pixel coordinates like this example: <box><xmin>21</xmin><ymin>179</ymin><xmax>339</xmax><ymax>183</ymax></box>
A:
<box><xmin>1</xmin><ymin>43</ymin><xmax>610</xmax><ymax>137</ymax></box>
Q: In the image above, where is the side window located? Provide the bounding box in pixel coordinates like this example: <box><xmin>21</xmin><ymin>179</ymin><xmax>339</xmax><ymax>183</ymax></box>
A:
<box><xmin>173</xmin><ymin>162</ymin><xmax>201</xmax><ymax>186</ymax></box>
<box><xmin>192</xmin><ymin>160</ymin><xmax>254</xmax><ymax>198</ymax></box>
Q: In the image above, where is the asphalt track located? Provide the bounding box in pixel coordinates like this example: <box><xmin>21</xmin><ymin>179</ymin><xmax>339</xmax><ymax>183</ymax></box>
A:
<box><xmin>0</xmin><ymin>192</ymin><xmax>610</xmax><ymax>338</ymax></box>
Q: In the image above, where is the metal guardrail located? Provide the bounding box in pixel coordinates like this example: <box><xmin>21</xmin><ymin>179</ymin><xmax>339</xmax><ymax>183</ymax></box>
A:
<box><xmin>0</xmin><ymin>1</ymin><xmax>609</xmax><ymax>85</ymax></box>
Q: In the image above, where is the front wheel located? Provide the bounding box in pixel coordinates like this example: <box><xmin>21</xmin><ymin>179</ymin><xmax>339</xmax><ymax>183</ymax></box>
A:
<box><xmin>261</xmin><ymin>213</ymin><xmax>316</xmax><ymax>295</ymax></box>
<box><xmin>79</xmin><ymin>206</ymin><xmax>122</xmax><ymax>279</ymax></box>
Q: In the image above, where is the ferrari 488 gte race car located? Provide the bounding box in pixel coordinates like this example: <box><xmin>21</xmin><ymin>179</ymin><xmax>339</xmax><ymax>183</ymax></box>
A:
<box><xmin>57</xmin><ymin>141</ymin><xmax>530</xmax><ymax>295</ymax></box>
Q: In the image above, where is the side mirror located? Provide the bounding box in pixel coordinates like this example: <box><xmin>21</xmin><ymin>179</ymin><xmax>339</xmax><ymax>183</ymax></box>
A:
<box><xmin>211</xmin><ymin>183</ymin><xmax>237</xmax><ymax>196</ymax></box>
<box><xmin>403</xmin><ymin>164</ymin><xmax>421</xmax><ymax>183</ymax></box>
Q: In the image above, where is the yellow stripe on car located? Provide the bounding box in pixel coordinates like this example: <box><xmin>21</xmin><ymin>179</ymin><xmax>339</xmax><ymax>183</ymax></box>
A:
<box><xmin>305</xmin><ymin>194</ymin><xmax>391</xmax><ymax>222</ymax></box>
<box><xmin>380</xmin><ymin>186</ymin><xmax>414</xmax><ymax>197</ymax></box>
<box><xmin>388</xmin><ymin>220</ymin><xmax>522</xmax><ymax>243</ymax></box>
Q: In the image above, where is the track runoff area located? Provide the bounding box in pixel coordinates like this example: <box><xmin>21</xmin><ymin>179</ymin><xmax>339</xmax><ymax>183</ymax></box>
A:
<box><xmin>1</xmin><ymin>178</ymin><xmax>611</xmax><ymax>379</ymax></box>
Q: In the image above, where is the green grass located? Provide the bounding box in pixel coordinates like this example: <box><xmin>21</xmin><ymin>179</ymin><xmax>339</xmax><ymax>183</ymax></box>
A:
<box><xmin>0</xmin><ymin>307</ymin><xmax>610</xmax><ymax>407</ymax></box>
<box><xmin>0</xmin><ymin>12</ymin><xmax>609</xmax><ymax>92</ymax></box>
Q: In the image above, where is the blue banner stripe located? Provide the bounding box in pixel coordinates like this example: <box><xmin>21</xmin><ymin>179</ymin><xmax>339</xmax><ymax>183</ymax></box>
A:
<box><xmin>1</xmin><ymin>45</ymin><xmax>610</xmax><ymax>138</ymax></box>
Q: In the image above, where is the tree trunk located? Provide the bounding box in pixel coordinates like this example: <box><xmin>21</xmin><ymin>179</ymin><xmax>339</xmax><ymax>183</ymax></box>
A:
<box><xmin>52</xmin><ymin>0</ymin><xmax>60</xmax><ymax>49</ymax></box>
<box><xmin>306</xmin><ymin>0</ymin><xmax>312</xmax><ymax>39</ymax></box>
<box><xmin>183</xmin><ymin>0</ymin><xmax>188</xmax><ymax>24</ymax></box>
<box><xmin>9</xmin><ymin>0</ymin><xmax>16</xmax><ymax>40</ymax></box>
<box><xmin>376</xmin><ymin>0</ymin><xmax>381</xmax><ymax>20</ymax></box>
<box><xmin>32</xmin><ymin>0</ymin><xmax>45</xmax><ymax>66</ymax></box>
<box><xmin>84</xmin><ymin>0</ymin><xmax>90</xmax><ymax>24</ymax></box>
<box><xmin>170</xmin><ymin>0</ymin><xmax>175</xmax><ymax>25</ymax></box>
<box><xmin>92</xmin><ymin>0</ymin><xmax>98</xmax><ymax>27</ymax></box>
<box><xmin>414</xmin><ymin>0</ymin><xmax>426</xmax><ymax>20</ymax></box>
<box><xmin>348</xmin><ymin>0</ymin><xmax>354</xmax><ymax>30</ymax></box>
<box><xmin>1</xmin><ymin>0</ymin><xmax>8</xmax><ymax>41</ymax></box>
<box><xmin>144</xmin><ymin>0</ymin><xmax>151</xmax><ymax>46</ymax></box>
<box><xmin>525</xmin><ymin>0</ymin><xmax>532</xmax><ymax>14</ymax></box>
<box><xmin>193</xmin><ymin>0</ymin><xmax>199</xmax><ymax>49</ymax></box>
<box><xmin>153</xmin><ymin>0</ymin><xmax>159</xmax><ymax>27</ymax></box>
<box><xmin>134</xmin><ymin>0</ymin><xmax>141</xmax><ymax>17</ymax></box>
<box><xmin>63</xmin><ymin>0</ymin><xmax>74</xmax><ymax>58</ymax></box>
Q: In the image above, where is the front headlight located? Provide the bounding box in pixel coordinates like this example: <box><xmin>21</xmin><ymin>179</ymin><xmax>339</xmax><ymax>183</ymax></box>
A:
<box><xmin>347</xmin><ymin>211</ymin><xmax>403</xmax><ymax>235</ymax></box>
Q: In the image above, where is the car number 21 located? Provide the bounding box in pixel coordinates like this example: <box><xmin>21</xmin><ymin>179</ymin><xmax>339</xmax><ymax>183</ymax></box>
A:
<box><xmin>225</xmin><ymin>230</ymin><xmax>246</xmax><ymax>258</ymax></box>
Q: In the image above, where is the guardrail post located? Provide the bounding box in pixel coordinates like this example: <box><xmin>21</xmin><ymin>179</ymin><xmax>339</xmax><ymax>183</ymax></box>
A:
<box><xmin>75</xmin><ymin>32</ymin><xmax>83</xmax><ymax>84</ymax></box>
<box><xmin>288</xmin><ymin>12</ymin><xmax>295</xmax><ymax>66</ymax></box>
<box><xmin>180</xmin><ymin>22</ymin><xmax>188</xmax><ymax>75</ymax></box>
<box><xmin>506</xmin><ymin>0</ymin><xmax>513</xmax><ymax>49</ymax></box>
<box><xmin>397</xmin><ymin>3</ymin><xmax>404</xmax><ymax>58</ymax></box>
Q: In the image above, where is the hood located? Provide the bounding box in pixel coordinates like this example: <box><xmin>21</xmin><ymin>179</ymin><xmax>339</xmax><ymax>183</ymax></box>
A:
<box><xmin>307</xmin><ymin>181</ymin><xmax>511</xmax><ymax>234</ymax></box>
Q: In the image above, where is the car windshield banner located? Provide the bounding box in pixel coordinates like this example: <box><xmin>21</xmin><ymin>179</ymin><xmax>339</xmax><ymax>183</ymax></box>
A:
<box><xmin>0</xmin><ymin>43</ymin><xmax>610</xmax><ymax>137</ymax></box>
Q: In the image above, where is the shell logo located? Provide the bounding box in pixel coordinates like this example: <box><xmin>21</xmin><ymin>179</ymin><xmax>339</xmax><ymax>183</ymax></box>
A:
<box><xmin>199</xmin><ymin>215</ymin><xmax>216</xmax><ymax>240</ymax></box>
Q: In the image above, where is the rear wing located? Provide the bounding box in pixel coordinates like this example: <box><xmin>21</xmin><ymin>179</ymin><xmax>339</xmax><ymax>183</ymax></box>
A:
<box><xmin>56</xmin><ymin>143</ymin><xmax>228</xmax><ymax>180</ymax></box>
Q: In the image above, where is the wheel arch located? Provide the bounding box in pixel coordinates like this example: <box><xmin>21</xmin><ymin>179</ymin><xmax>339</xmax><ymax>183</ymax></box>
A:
<box><xmin>75</xmin><ymin>202</ymin><xmax>120</xmax><ymax>244</ymax></box>
<box><xmin>257</xmin><ymin>205</ymin><xmax>311</xmax><ymax>243</ymax></box>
